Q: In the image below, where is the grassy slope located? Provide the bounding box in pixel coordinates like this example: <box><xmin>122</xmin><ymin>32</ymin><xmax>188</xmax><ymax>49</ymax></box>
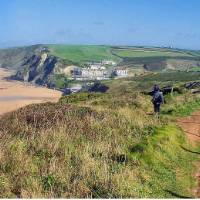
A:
<box><xmin>112</xmin><ymin>48</ymin><xmax>194</xmax><ymax>58</ymax></box>
<box><xmin>0</xmin><ymin>73</ymin><xmax>200</xmax><ymax>198</ymax></box>
<box><xmin>102</xmin><ymin>71</ymin><xmax>200</xmax><ymax>94</ymax></box>
<box><xmin>47</xmin><ymin>45</ymin><xmax>120</xmax><ymax>64</ymax></box>
<box><xmin>111</xmin><ymin>47</ymin><xmax>200</xmax><ymax>72</ymax></box>
<box><xmin>189</xmin><ymin>66</ymin><xmax>200</xmax><ymax>72</ymax></box>
<box><xmin>138</xmin><ymin>71</ymin><xmax>200</xmax><ymax>92</ymax></box>
<box><xmin>47</xmin><ymin>45</ymin><xmax>198</xmax><ymax>63</ymax></box>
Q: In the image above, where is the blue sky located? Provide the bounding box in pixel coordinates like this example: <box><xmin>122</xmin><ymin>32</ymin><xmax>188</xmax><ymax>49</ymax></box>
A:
<box><xmin>0</xmin><ymin>0</ymin><xmax>200</xmax><ymax>49</ymax></box>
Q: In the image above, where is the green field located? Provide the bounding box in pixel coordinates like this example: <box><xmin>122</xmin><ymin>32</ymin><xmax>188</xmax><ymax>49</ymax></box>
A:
<box><xmin>135</xmin><ymin>71</ymin><xmax>200</xmax><ymax>82</ymax></box>
<box><xmin>188</xmin><ymin>66</ymin><xmax>200</xmax><ymax>71</ymax></box>
<box><xmin>112</xmin><ymin>48</ymin><xmax>195</xmax><ymax>58</ymax></box>
<box><xmin>48</xmin><ymin>45</ymin><xmax>198</xmax><ymax>62</ymax></box>
<box><xmin>48</xmin><ymin>45</ymin><xmax>120</xmax><ymax>64</ymax></box>
<box><xmin>46</xmin><ymin>45</ymin><xmax>200</xmax><ymax>73</ymax></box>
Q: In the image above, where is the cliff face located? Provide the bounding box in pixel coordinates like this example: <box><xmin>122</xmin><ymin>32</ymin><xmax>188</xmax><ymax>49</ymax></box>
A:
<box><xmin>13</xmin><ymin>52</ymin><xmax>64</xmax><ymax>85</ymax></box>
<box><xmin>0</xmin><ymin>45</ymin><xmax>67</xmax><ymax>86</ymax></box>
<box><xmin>0</xmin><ymin>45</ymin><xmax>42</xmax><ymax>70</ymax></box>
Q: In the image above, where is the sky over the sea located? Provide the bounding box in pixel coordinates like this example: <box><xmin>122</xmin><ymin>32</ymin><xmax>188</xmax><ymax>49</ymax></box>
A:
<box><xmin>0</xmin><ymin>0</ymin><xmax>200</xmax><ymax>49</ymax></box>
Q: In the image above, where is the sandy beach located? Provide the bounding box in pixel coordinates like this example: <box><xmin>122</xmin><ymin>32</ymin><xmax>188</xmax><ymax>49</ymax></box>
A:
<box><xmin>0</xmin><ymin>68</ymin><xmax>62</xmax><ymax>116</ymax></box>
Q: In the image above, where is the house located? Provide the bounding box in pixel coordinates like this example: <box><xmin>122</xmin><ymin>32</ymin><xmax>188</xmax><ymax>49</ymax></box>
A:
<box><xmin>102</xmin><ymin>60</ymin><xmax>116</xmax><ymax>65</ymax></box>
<box><xmin>90</xmin><ymin>64</ymin><xmax>102</xmax><ymax>70</ymax></box>
<box><xmin>113</xmin><ymin>67</ymin><xmax>128</xmax><ymax>77</ymax></box>
<box><xmin>70</xmin><ymin>60</ymin><xmax>117</xmax><ymax>80</ymax></box>
<box><xmin>71</xmin><ymin>67</ymin><xmax>82</xmax><ymax>77</ymax></box>
<box><xmin>81</xmin><ymin>66</ymin><xmax>108</xmax><ymax>80</ymax></box>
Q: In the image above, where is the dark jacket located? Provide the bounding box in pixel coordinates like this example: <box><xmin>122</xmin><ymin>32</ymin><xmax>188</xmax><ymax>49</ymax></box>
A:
<box><xmin>152</xmin><ymin>91</ymin><xmax>164</xmax><ymax>105</ymax></box>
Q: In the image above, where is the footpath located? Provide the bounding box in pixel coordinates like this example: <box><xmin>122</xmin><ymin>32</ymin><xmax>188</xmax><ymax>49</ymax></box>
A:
<box><xmin>177</xmin><ymin>112</ymin><xmax>200</xmax><ymax>198</ymax></box>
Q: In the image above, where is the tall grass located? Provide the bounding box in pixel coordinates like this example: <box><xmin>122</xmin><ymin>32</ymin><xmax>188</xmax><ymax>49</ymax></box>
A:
<box><xmin>0</xmin><ymin>90</ymin><xmax>199</xmax><ymax>198</ymax></box>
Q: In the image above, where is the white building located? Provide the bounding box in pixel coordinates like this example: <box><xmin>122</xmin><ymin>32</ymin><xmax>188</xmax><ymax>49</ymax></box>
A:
<box><xmin>70</xmin><ymin>85</ymin><xmax>82</xmax><ymax>93</ymax></box>
<box><xmin>71</xmin><ymin>61</ymin><xmax>117</xmax><ymax>80</ymax></box>
<box><xmin>81</xmin><ymin>67</ymin><xmax>108</xmax><ymax>80</ymax></box>
<box><xmin>102</xmin><ymin>60</ymin><xmax>116</xmax><ymax>65</ymax></box>
<box><xmin>90</xmin><ymin>64</ymin><xmax>102</xmax><ymax>70</ymax></box>
<box><xmin>114</xmin><ymin>67</ymin><xmax>128</xmax><ymax>77</ymax></box>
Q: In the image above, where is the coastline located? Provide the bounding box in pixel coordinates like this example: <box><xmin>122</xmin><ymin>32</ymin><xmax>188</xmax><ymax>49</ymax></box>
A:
<box><xmin>0</xmin><ymin>68</ymin><xmax>62</xmax><ymax>116</ymax></box>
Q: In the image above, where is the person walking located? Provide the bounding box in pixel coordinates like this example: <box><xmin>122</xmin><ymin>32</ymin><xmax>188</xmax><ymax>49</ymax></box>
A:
<box><xmin>151</xmin><ymin>85</ymin><xmax>164</xmax><ymax>114</ymax></box>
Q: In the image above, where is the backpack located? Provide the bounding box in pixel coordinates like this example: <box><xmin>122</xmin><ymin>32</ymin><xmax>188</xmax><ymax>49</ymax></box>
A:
<box><xmin>153</xmin><ymin>91</ymin><xmax>163</xmax><ymax>104</ymax></box>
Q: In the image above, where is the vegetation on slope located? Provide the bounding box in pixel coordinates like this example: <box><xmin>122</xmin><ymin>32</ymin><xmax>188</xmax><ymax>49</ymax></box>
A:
<box><xmin>133</xmin><ymin>72</ymin><xmax>200</xmax><ymax>91</ymax></box>
<box><xmin>48</xmin><ymin>74</ymin><xmax>73</xmax><ymax>88</ymax></box>
<box><xmin>0</xmin><ymin>79</ymin><xmax>200</xmax><ymax>198</ymax></box>
<box><xmin>111</xmin><ymin>47</ymin><xmax>200</xmax><ymax>72</ymax></box>
<box><xmin>47</xmin><ymin>45</ymin><xmax>120</xmax><ymax>64</ymax></box>
<box><xmin>112</xmin><ymin>48</ymin><xmax>194</xmax><ymax>58</ymax></box>
<box><xmin>0</xmin><ymin>45</ymin><xmax>42</xmax><ymax>70</ymax></box>
<box><xmin>188</xmin><ymin>66</ymin><xmax>200</xmax><ymax>72</ymax></box>
<box><xmin>1</xmin><ymin>45</ymin><xmax>200</xmax><ymax>89</ymax></box>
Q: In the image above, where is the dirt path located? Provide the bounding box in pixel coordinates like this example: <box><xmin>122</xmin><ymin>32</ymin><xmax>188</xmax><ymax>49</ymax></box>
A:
<box><xmin>177</xmin><ymin>112</ymin><xmax>200</xmax><ymax>198</ymax></box>
<box><xmin>0</xmin><ymin>68</ymin><xmax>62</xmax><ymax>116</ymax></box>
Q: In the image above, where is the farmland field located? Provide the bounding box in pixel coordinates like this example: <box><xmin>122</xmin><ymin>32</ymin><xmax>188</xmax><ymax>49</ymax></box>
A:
<box><xmin>112</xmin><ymin>48</ymin><xmax>195</xmax><ymax>58</ymax></box>
<box><xmin>135</xmin><ymin>71</ymin><xmax>200</xmax><ymax>82</ymax></box>
<box><xmin>48</xmin><ymin>45</ymin><xmax>120</xmax><ymax>64</ymax></box>
<box><xmin>188</xmin><ymin>66</ymin><xmax>200</xmax><ymax>71</ymax></box>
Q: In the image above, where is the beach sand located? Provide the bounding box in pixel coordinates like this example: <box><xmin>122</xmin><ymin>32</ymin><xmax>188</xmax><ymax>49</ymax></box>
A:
<box><xmin>0</xmin><ymin>68</ymin><xmax>62</xmax><ymax>116</ymax></box>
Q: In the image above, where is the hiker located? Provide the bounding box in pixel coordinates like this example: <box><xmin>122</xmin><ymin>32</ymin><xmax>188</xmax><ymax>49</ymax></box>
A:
<box><xmin>151</xmin><ymin>85</ymin><xmax>164</xmax><ymax>114</ymax></box>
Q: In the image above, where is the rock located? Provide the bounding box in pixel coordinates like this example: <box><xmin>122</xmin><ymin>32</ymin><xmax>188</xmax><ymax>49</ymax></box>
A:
<box><xmin>12</xmin><ymin>52</ymin><xmax>63</xmax><ymax>86</ymax></box>
<box><xmin>88</xmin><ymin>81</ymin><xmax>109</xmax><ymax>93</ymax></box>
<box><xmin>185</xmin><ymin>81</ymin><xmax>200</xmax><ymax>89</ymax></box>
<box><xmin>191</xmin><ymin>89</ymin><xmax>200</xmax><ymax>94</ymax></box>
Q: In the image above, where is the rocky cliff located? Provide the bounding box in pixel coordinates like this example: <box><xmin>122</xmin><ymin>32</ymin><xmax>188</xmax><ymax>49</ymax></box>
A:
<box><xmin>0</xmin><ymin>44</ymin><xmax>69</xmax><ymax>86</ymax></box>
<box><xmin>12</xmin><ymin>51</ymin><xmax>66</xmax><ymax>85</ymax></box>
<box><xmin>0</xmin><ymin>45</ymin><xmax>42</xmax><ymax>70</ymax></box>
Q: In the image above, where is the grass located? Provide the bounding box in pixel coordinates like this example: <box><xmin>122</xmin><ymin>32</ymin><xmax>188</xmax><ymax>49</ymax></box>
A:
<box><xmin>0</xmin><ymin>82</ymin><xmax>200</xmax><ymax>198</ymax></box>
<box><xmin>112</xmin><ymin>48</ymin><xmax>195</xmax><ymax>58</ymax></box>
<box><xmin>47</xmin><ymin>45</ymin><xmax>120</xmax><ymax>64</ymax></box>
<box><xmin>0</xmin><ymin>93</ymin><xmax>156</xmax><ymax>198</ymax></box>
<box><xmin>127</xmin><ymin>125</ymin><xmax>197</xmax><ymax>198</ymax></box>
<box><xmin>48</xmin><ymin>74</ymin><xmax>73</xmax><ymax>88</ymax></box>
<box><xmin>135</xmin><ymin>71</ymin><xmax>200</xmax><ymax>82</ymax></box>
<box><xmin>1</xmin><ymin>69</ymin><xmax>200</xmax><ymax>197</ymax></box>
<box><xmin>130</xmin><ymin>71</ymin><xmax>200</xmax><ymax>92</ymax></box>
<box><xmin>189</xmin><ymin>66</ymin><xmax>200</xmax><ymax>72</ymax></box>
<box><xmin>110</xmin><ymin>47</ymin><xmax>200</xmax><ymax>73</ymax></box>
<box><xmin>161</xmin><ymin>92</ymin><xmax>200</xmax><ymax>117</ymax></box>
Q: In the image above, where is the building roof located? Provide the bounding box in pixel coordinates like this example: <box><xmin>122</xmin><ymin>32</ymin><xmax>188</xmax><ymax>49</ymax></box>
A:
<box><xmin>115</xmin><ymin>67</ymin><xmax>127</xmax><ymax>70</ymax></box>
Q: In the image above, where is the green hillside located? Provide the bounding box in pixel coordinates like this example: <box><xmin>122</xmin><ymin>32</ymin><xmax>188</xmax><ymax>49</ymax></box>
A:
<box><xmin>1</xmin><ymin>44</ymin><xmax>200</xmax><ymax>89</ymax></box>
<box><xmin>47</xmin><ymin>45</ymin><xmax>120</xmax><ymax>64</ymax></box>
<box><xmin>46</xmin><ymin>45</ymin><xmax>200</xmax><ymax>72</ymax></box>
<box><xmin>112</xmin><ymin>48</ymin><xmax>195</xmax><ymax>58</ymax></box>
<box><xmin>0</xmin><ymin>72</ymin><xmax>200</xmax><ymax>198</ymax></box>
<box><xmin>110</xmin><ymin>47</ymin><xmax>200</xmax><ymax>72</ymax></box>
<box><xmin>1</xmin><ymin>44</ymin><xmax>199</xmax><ymax>74</ymax></box>
<box><xmin>47</xmin><ymin>45</ymin><xmax>199</xmax><ymax>63</ymax></box>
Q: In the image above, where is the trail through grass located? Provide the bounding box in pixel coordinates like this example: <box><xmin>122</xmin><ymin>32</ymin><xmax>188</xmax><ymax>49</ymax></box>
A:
<box><xmin>1</xmin><ymin>68</ymin><xmax>200</xmax><ymax>197</ymax></box>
